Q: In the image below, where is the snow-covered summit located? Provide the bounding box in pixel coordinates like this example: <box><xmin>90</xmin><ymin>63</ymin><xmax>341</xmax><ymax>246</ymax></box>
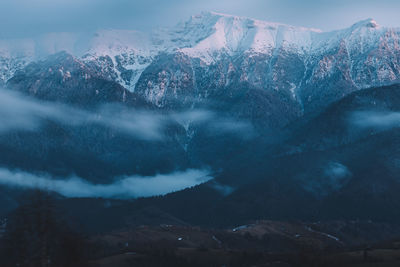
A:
<box><xmin>161</xmin><ymin>11</ymin><xmax>323</xmax><ymax>62</ymax></box>
<box><xmin>156</xmin><ymin>13</ymin><xmax>397</xmax><ymax>65</ymax></box>
<box><xmin>350</xmin><ymin>18</ymin><xmax>379</xmax><ymax>29</ymax></box>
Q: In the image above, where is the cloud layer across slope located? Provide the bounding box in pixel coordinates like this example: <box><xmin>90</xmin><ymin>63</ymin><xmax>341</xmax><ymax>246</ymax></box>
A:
<box><xmin>0</xmin><ymin>89</ymin><xmax>253</xmax><ymax>140</ymax></box>
<box><xmin>0</xmin><ymin>168</ymin><xmax>212</xmax><ymax>198</ymax></box>
<box><xmin>351</xmin><ymin>111</ymin><xmax>400</xmax><ymax>130</ymax></box>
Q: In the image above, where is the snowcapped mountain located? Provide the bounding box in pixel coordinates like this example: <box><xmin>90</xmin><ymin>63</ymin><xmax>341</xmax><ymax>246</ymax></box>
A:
<box><xmin>135</xmin><ymin>12</ymin><xmax>400</xmax><ymax>113</ymax></box>
<box><xmin>1</xmin><ymin>12</ymin><xmax>400</xmax><ymax>114</ymax></box>
<box><xmin>4</xmin><ymin>12</ymin><xmax>400</xmax><ymax>231</ymax></box>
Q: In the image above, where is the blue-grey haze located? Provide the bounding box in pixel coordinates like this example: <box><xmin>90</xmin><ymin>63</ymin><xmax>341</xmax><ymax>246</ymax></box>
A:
<box><xmin>1</xmin><ymin>0</ymin><xmax>399</xmax><ymax>38</ymax></box>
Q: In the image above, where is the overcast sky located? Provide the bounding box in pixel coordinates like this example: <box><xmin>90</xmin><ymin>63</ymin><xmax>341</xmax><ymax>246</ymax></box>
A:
<box><xmin>1</xmin><ymin>0</ymin><xmax>399</xmax><ymax>38</ymax></box>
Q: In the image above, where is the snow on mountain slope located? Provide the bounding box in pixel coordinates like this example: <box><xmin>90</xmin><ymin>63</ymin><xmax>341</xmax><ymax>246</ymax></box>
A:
<box><xmin>0</xmin><ymin>38</ymin><xmax>35</xmax><ymax>83</ymax></box>
<box><xmin>0</xmin><ymin>31</ymin><xmax>154</xmax><ymax>90</ymax></box>
<box><xmin>171</xmin><ymin>11</ymin><xmax>321</xmax><ymax>62</ymax></box>
<box><xmin>81</xmin><ymin>30</ymin><xmax>156</xmax><ymax>90</ymax></box>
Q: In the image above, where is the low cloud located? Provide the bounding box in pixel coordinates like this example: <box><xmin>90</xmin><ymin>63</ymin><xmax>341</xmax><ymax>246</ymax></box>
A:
<box><xmin>350</xmin><ymin>111</ymin><xmax>400</xmax><ymax>130</ymax></box>
<box><xmin>209</xmin><ymin>181</ymin><xmax>235</xmax><ymax>196</ymax></box>
<box><xmin>0</xmin><ymin>89</ymin><xmax>167</xmax><ymax>140</ymax></box>
<box><xmin>172</xmin><ymin>109</ymin><xmax>254</xmax><ymax>137</ymax></box>
<box><xmin>324</xmin><ymin>162</ymin><xmax>352</xmax><ymax>190</ymax></box>
<box><xmin>0</xmin><ymin>168</ymin><xmax>212</xmax><ymax>199</ymax></box>
<box><xmin>301</xmin><ymin>161</ymin><xmax>352</xmax><ymax>197</ymax></box>
<box><xmin>325</xmin><ymin>162</ymin><xmax>351</xmax><ymax>183</ymax></box>
<box><xmin>0</xmin><ymin>89</ymin><xmax>254</xmax><ymax>140</ymax></box>
<box><xmin>207</xmin><ymin>120</ymin><xmax>254</xmax><ymax>138</ymax></box>
<box><xmin>0</xmin><ymin>89</ymin><xmax>70</xmax><ymax>133</ymax></box>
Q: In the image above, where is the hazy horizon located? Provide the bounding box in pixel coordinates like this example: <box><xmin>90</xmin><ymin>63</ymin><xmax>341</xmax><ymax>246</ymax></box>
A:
<box><xmin>1</xmin><ymin>0</ymin><xmax>399</xmax><ymax>39</ymax></box>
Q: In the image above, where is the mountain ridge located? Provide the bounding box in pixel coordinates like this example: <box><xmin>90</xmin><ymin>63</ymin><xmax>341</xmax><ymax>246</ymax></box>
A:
<box><xmin>2</xmin><ymin>12</ymin><xmax>400</xmax><ymax>115</ymax></box>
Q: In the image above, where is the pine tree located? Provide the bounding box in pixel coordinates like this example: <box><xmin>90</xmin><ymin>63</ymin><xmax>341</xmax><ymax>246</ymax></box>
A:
<box><xmin>0</xmin><ymin>190</ymin><xmax>87</xmax><ymax>267</ymax></box>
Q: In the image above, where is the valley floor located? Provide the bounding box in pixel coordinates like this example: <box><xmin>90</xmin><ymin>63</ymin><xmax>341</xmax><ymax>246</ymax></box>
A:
<box><xmin>85</xmin><ymin>221</ymin><xmax>400</xmax><ymax>267</ymax></box>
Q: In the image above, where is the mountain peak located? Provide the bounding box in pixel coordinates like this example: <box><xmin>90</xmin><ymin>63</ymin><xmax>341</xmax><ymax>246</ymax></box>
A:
<box><xmin>188</xmin><ymin>11</ymin><xmax>322</xmax><ymax>32</ymax></box>
<box><xmin>351</xmin><ymin>18</ymin><xmax>379</xmax><ymax>29</ymax></box>
<box><xmin>203</xmin><ymin>11</ymin><xmax>244</xmax><ymax>19</ymax></box>
<box><xmin>192</xmin><ymin>11</ymin><xmax>242</xmax><ymax>20</ymax></box>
